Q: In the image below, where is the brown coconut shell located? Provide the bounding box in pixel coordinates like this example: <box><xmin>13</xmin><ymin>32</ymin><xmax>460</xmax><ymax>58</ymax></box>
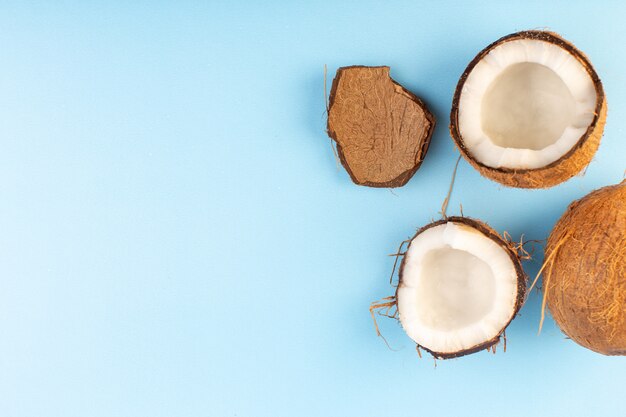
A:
<box><xmin>450</xmin><ymin>31</ymin><xmax>606</xmax><ymax>189</ymax></box>
<box><xmin>545</xmin><ymin>181</ymin><xmax>626</xmax><ymax>355</ymax></box>
<box><xmin>327</xmin><ymin>66</ymin><xmax>436</xmax><ymax>188</ymax></box>
<box><xmin>397</xmin><ymin>216</ymin><xmax>527</xmax><ymax>359</ymax></box>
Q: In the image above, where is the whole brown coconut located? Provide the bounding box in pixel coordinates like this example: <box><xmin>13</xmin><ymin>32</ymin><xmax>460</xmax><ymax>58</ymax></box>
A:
<box><xmin>545</xmin><ymin>181</ymin><xmax>626</xmax><ymax>355</ymax></box>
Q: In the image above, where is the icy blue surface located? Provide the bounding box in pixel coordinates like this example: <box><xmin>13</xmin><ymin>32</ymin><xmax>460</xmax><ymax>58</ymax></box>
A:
<box><xmin>0</xmin><ymin>1</ymin><xmax>624</xmax><ymax>416</ymax></box>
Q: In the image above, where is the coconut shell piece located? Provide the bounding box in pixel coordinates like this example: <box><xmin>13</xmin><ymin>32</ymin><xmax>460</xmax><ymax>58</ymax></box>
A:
<box><xmin>545</xmin><ymin>181</ymin><xmax>626</xmax><ymax>355</ymax></box>
<box><xmin>397</xmin><ymin>216</ymin><xmax>527</xmax><ymax>359</ymax></box>
<box><xmin>327</xmin><ymin>66</ymin><xmax>435</xmax><ymax>188</ymax></box>
<box><xmin>450</xmin><ymin>31</ymin><xmax>606</xmax><ymax>188</ymax></box>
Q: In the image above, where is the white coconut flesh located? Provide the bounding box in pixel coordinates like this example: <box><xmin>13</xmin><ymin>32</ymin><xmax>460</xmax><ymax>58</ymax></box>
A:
<box><xmin>397</xmin><ymin>222</ymin><xmax>519</xmax><ymax>354</ymax></box>
<box><xmin>458</xmin><ymin>39</ymin><xmax>597</xmax><ymax>169</ymax></box>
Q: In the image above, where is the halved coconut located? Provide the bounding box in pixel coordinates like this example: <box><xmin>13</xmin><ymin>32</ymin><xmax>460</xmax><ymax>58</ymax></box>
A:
<box><xmin>450</xmin><ymin>31</ymin><xmax>606</xmax><ymax>188</ymax></box>
<box><xmin>397</xmin><ymin>217</ymin><xmax>525</xmax><ymax>358</ymax></box>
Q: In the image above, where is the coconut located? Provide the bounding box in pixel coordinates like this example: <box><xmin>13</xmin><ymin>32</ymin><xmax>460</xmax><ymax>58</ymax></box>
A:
<box><xmin>543</xmin><ymin>181</ymin><xmax>626</xmax><ymax>355</ymax></box>
<box><xmin>327</xmin><ymin>66</ymin><xmax>436</xmax><ymax>188</ymax></box>
<box><xmin>395</xmin><ymin>217</ymin><xmax>526</xmax><ymax>358</ymax></box>
<box><xmin>450</xmin><ymin>31</ymin><xmax>606</xmax><ymax>188</ymax></box>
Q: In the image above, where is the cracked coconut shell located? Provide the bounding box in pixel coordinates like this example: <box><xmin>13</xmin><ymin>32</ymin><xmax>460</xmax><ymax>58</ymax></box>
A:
<box><xmin>327</xmin><ymin>66</ymin><xmax>435</xmax><ymax>188</ymax></box>
<box><xmin>545</xmin><ymin>181</ymin><xmax>626</xmax><ymax>355</ymax></box>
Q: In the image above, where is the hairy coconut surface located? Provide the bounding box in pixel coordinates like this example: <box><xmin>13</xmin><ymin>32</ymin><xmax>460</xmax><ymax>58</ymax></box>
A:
<box><xmin>545</xmin><ymin>181</ymin><xmax>626</xmax><ymax>355</ymax></box>
<box><xmin>450</xmin><ymin>31</ymin><xmax>606</xmax><ymax>188</ymax></box>
<box><xmin>327</xmin><ymin>66</ymin><xmax>435</xmax><ymax>188</ymax></box>
<box><xmin>396</xmin><ymin>217</ymin><xmax>526</xmax><ymax>359</ymax></box>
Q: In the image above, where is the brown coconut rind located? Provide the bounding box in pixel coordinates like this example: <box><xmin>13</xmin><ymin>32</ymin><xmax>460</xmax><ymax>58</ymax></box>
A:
<box><xmin>545</xmin><ymin>181</ymin><xmax>626</xmax><ymax>355</ymax></box>
<box><xmin>450</xmin><ymin>31</ymin><xmax>607</xmax><ymax>189</ymax></box>
<box><xmin>327</xmin><ymin>66</ymin><xmax>436</xmax><ymax>188</ymax></box>
<box><xmin>397</xmin><ymin>216</ymin><xmax>527</xmax><ymax>359</ymax></box>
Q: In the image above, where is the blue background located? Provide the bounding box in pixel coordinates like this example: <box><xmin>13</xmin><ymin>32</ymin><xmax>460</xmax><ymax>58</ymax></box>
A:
<box><xmin>0</xmin><ymin>1</ymin><xmax>624</xmax><ymax>416</ymax></box>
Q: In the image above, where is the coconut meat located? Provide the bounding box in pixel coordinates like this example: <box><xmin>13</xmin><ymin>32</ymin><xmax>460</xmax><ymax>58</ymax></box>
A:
<box><xmin>458</xmin><ymin>39</ymin><xmax>597</xmax><ymax>169</ymax></box>
<box><xmin>397</xmin><ymin>222</ymin><xmax>518</xmax><ymax>355</ymax></box>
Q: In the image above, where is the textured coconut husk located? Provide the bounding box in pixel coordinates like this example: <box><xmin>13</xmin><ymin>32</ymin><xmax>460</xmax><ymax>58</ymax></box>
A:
<box><xmin>544</xmin><ymin>181</ymin><xmax>626</xmax><ymax>355</ymax></box>
<box><xmin>327</xmin><ymin>66</ymin><xmax>436</xmax><ymax>188</ymax></box>
<box><xmin>396</xmin><ymin>216</ymin><xmax>527</xmax><ymax>359</ymax></box>
<box><xmin>449</xmin><ymin>30</ymin><xmax>606</xmax><ymax>189</ymax></box>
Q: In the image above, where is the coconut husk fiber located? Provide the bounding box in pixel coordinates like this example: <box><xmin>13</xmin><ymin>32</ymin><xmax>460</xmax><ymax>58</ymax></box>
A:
<box><xmin>545</xmin><ymin>181</ymin><xmax>626</xmax><ymax>355</ymax></box>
